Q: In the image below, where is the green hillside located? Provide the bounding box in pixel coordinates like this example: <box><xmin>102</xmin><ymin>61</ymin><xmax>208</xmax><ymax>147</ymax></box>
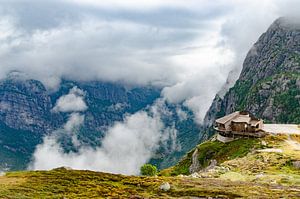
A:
<box><xmin>0</xmin><ymin>166</ymin><xmax>299</xmax><ymax>198</ymax></box>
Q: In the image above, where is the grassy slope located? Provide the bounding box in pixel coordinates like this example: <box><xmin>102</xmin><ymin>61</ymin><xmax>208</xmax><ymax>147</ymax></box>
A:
<box><xmin>161</xmin><ymin>134</ymin><xmax>300</xmax><ymax>187</ymax></box>
<box><xmin>0</xmin><ymin>168</ymin><xmax>299</xmax><ymax>198</ymax></box>
<box><xmin>0</xmin><ymin>135</ymin><xmax>299</xmax><ymax>198</ymax></box>
<box><xmin>164</xmin><ymin>138</ymin><xmax>261</xmax><ymax>176</ymax></box>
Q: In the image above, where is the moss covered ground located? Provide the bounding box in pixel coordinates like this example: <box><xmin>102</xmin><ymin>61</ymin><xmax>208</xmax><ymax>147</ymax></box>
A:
<box><xmin>0</xmin><ymin>167</ymin><xmax>299</xmax><ymax>198</ymax></box>
<box><xmin>166</xmin><ymin>137</ymin><xmax>261</xmax><ymax>176</ymax></box>
<box><xmin>0</xmin><ymin>135</ymin><xmax>299</xmax><ymax>198</ymax></box>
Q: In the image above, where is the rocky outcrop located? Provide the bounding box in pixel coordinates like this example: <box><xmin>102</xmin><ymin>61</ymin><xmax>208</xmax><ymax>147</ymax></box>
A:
<box><xmin>0</xmin><ymin>76</ymin><xmax>202</xmax><ymax>170</ymax></box>
<box><xmin>189</xmin><ymin>148</ymin><xmax>200</xmax><ymax>173</ymax></box>
<box><xmin>0</xmin><ymin>78</ymin><xmax>59</xmax><ymax>133</ymax></box>
<box><xmin>204</xmin><ymin>17</ymin><xmax>300</xmax><ymax>125</ymax></box>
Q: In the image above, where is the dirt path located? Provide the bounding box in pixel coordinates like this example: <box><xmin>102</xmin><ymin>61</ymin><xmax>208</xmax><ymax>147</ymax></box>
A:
<box><xmin>263</xmin><ymin>124</ymin><xmax>300</xmax><ymax>135</ymax></box>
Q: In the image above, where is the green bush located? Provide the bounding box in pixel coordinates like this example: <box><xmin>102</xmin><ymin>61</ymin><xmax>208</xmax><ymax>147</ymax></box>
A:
<box><xmin>140</xmin><ymin>164</ymin><xmax>157</xmax><ymax>176</ymax></box>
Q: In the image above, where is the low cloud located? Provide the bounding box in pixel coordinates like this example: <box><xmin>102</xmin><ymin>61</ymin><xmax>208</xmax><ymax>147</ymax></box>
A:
<box><xmin>1</xmin><ymin>1</ymin><xmax>300</xmax><ymax>127</ymax></box>
<box><xmin>52</xmin><ymin>87</ymin><xmax>87</xmax><ymax>113</ymax></box>
<box><xmin>30</xmin><ymin>97</ymin><xmax>179</xmax><ymax>175</ymax></box>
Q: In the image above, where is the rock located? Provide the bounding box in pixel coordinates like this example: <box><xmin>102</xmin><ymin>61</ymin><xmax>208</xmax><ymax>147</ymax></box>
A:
<box><xmin>293</xmin><ymin>161</ymin><xmax>300</xmax><ymax>169</ymax></box>
<box><xmin>255</xmin><ymin>173</ymin><xmax>264</xmax><ymax>179</ymax></box>
<box><xmin>203</xmin><ymin>17</ymin><xmax>300</xmax><ymax>127</ymax></box>
<box><xmin>261</xmin><ymin>140</ymin><xmax>267</xmax><ymax>146</ymax></box>
<box><xmin>204</xmin><ymin>159</ymin><xmax>217</xmax><ymax>172</ymax></box>
<box><xmin>189</xmin><ymin>148</ymin><xmax>200</xmax><ymax>173</ymax></box>
<box><xmin>190</xmin><ymin>172</ymin><xmax>200</xmax><ymax>178</ymax></box>
<box><xmin>159</xmin><ymin>182</ymin><xmax>170</xmax><ymax>191</ymax></box>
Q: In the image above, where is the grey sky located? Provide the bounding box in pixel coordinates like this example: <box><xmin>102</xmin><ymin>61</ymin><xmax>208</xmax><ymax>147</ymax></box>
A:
<box><xmin>0</xmin><ymin>0</ymin><xmax>299</xmax><ymax>123</ymax></box>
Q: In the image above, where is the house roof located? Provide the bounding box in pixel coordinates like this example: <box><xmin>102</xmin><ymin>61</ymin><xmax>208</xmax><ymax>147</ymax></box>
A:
<box><xmin>250</xmin><ymin>120</ymin><xmax>261</xmax><ymax>126</ymax></box>
<box><xmin>215</xmin><ymin>111</ymin><xmax>240</xmax><ymax>124</ymax></box>
<box><xmin>216</xmin><ymin>111</ymin><xmax>262</xmax><ymax>126</ymax></box>
<box><xmin>232</xmin><ymin>115</ymin><xmax>251</xmax><ymax>123</ymax></box>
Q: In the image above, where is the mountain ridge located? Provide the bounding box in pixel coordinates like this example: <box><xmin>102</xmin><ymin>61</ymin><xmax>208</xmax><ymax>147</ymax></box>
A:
<box><xmin>204</xmin><ymin>17</ymin><xmax>300</xmax><ymax>126</ymax></box>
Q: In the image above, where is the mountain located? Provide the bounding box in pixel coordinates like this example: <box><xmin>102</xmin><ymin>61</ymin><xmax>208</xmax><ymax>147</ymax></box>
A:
<box><xmin>204</xmin><ymin>17</ymin><xmax>300</xmax><ymax>126</ymax></box>
<box><xmin>160</xmin><ymin>17</ymin><xmax>300</xmax><ymax>183</ymax></box>
<box><xmin>0</xmin><ymin>74</ymin><xmax>202</xmax><ymax>171</ymax></box>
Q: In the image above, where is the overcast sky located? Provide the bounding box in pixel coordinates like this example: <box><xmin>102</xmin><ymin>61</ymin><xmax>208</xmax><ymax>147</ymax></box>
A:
<box><xmin>0</xmin><ymin>0</ymin><xmax>299</xmax><ymax>122</ymax></box>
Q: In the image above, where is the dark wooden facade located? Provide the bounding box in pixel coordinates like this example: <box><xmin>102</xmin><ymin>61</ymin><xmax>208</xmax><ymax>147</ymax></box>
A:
<box><xmin>214</xmin><ymin>111</ymin><xmax>266</xmax><ymax>138</ymax></box>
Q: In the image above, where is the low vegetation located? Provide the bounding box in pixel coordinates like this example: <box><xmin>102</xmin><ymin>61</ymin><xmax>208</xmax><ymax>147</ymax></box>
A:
<box><xmin>165</xmin><ymin>138</ymin><xmax>261</xmax><ymax>176</ymax></box>
<box><xmin>0</xmin><ymin>167</ymin><xmax>299</xmax><ymax>198</ymax></box>
<box><xmin>140</xmin><ymin>163</ymin><xmax>157</xmax><ymax>176</ymax></box>
<box><xmin>0</xmin><ymin>133</ymin><xmax>299</xmax><ymax>198</ymax></box>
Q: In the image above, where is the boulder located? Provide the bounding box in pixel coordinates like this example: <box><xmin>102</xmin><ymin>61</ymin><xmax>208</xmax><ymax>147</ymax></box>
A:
<box><xmin>159</xmin><ymin>182</ymin><xmax>170</xmax><ymax>191</ymax></box>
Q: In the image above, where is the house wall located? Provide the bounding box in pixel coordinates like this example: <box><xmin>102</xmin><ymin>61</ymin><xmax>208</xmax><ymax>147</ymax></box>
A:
<box><xmin>258</xmin><ymin>120</ymin><xmax>263</xmax><ymax>129</ymax></box>
<box><xmin>231</xmin><ymin>122</ymin><xmax>247</xmax><ymax>132</ymax></box>
<box><xmin>217</xmin><ymin>123</ymin><xmax>226</xmax><ymax>130</ymax></box>
<box><xmin>224</xmin><ymin>121</ymin><xmax>232</xmax><ymax>130</ymax></box>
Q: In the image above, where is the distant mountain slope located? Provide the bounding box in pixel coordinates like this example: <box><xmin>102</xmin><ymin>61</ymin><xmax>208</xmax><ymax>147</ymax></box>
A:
<box><xmin>0</xmin><ymin>75</ymin><xmax>202</xmax><ymax>171</ymax></box>
<box><xmin>204</xmin><ymin>17</ymin><xmax>300</xmax><ymax>126</ymax></box>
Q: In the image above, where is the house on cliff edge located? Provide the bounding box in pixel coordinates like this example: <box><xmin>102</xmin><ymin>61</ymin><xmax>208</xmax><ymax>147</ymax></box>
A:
<box><xmin>214</xmin><ymin>111</ymin><xmax>266</xmax><ymax>142</ymax></box>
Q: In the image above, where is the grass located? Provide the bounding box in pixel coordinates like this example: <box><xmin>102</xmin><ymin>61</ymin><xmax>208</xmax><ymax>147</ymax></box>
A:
<box><xmin>0</xmin><ymin>168</ymin><xmax>299</xmax><ymax>198</ymax></box>
<box><xmin>164</xmin><ymin>138</ymin><xmax>260</xmax><ymax>176</ymax></box>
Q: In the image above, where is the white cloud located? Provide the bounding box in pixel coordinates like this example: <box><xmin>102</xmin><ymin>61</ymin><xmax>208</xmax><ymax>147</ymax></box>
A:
<box><xmin>52</xmin><ymin>87</ymin><xmax>87</xmax><ymax>113</ymax></box>
<box><xmin>0</xmin><ymin>0</ymin><xmax>300</xmax><ymax>123</ymax></box>
<box><xmin>30</xmin><ymin>101</ymin><xmax>179</xmax><ymax>175</ymax></box>
<box><xmin>64</xmin><ymin>113</ymin><xmax>85</xmax><ymax>132</ymax></box>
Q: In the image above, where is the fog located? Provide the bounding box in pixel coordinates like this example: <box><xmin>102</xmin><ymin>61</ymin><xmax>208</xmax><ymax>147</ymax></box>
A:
<box><xmin>30</xmin><ymin>88</ymin><xmax>178</xmax><ymax>174</ymax></box>
<box><xmin>1</xmin><ymin>0</ymin><xmax>300</xmax><ymax>174</ymax></box>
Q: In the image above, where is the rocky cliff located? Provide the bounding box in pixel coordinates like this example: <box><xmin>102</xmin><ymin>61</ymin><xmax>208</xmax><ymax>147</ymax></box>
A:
<box><xmin>204</xmin><ymin>17</ymin><xmax>300</xmax><ymax>126</ymax></box>
<box><xmin>0</xmin><ymin>74</ymin><xmax>202</xmax><ymax>170</ymax></box>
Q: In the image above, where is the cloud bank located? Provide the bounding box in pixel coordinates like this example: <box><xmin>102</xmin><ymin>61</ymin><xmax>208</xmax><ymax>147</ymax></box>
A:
<box><xmin>30</xmin><ymin>88</ymin><xmax>178</xmax><ymax>175</ymax></box>
<box><xmin>0</xmin><ymin>0</ymin><xmax>299</xmax><ymax>122</ymax></box>
<box><xmin>52</xmin><ymin>86</ymin><xmax>87</xmax><ymax>112</ymax></box>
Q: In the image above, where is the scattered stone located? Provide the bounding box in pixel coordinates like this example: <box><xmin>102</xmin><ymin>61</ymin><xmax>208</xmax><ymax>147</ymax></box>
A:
<box><xmin>255</xmin><ymin>173</ymin><xmax>264</xmax><ymax>179</ymax></box>
<box><xmin>292</xmin><ymin>161</ymin><xmax>300</xmax><ymax>169</ymax></box>
<box><xmin>204</xmin><ymin>159</ymin><xmax>217</xmax><ymax>172</ymax></box>
<box><xmin>190</xmin><ymin>172</ymin><xmax>200</xmax><ymax>178</ymax></box>
<box><xmin>159</xmin><ymin>182</ymin><xmax>170</xmax><ymax>191</ymax></box>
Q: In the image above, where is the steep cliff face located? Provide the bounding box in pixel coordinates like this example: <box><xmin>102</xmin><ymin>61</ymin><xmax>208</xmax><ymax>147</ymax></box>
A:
<box><xmin>205</xmin><ymin>17</ymin><xmax>300</xmax><ymax>125</ymax></box>
<box><xmin>0</xmin><ymin>78</ymin><xmax>59</xmax><ymax>133</ymax></box>
<box><xmin>0</xmin><ymin>76</ymin><xmax>202</xmax><ymax>170</ymax></box>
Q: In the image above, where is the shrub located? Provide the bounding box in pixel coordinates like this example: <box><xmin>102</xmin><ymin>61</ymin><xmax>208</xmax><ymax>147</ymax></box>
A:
<box><xmin>140</xmin><ymin>164</ymin><xmax>157</xmax><ymax>176</ymax></box>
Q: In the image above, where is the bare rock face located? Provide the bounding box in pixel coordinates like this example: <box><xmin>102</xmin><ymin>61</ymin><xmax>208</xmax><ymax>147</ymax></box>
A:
<box><xmin>204</xmin><ymin>17</ymin><xmax>300</xmax><ymax>125</ymax></box>
<box><xmin>189</xmin><ymin>148</ymin><xmax>200</xmax><ymax>173</ymax></box>
<box><xmin>0</xmin><ymin>74</ymin><xmax>203</xmax><ymax>171</ymax></box>
<box><xmin>0</xmin><ymin>78</ymin><xmax>58</xmax><ymax>133</ymax></box>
